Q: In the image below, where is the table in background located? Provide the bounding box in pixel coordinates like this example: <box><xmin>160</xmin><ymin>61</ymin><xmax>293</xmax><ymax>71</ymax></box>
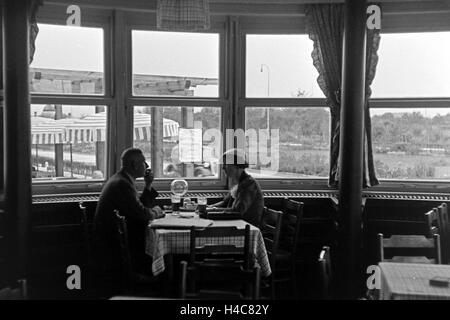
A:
<box><xmin>379</xmin><ymin>262</ymin><xmax>450</xmax><ymax>300</ymax></box>
<box><xmin>146</xmin><ymin>215</ymin><xmax>271</xmax><ymax>277</ymax></box>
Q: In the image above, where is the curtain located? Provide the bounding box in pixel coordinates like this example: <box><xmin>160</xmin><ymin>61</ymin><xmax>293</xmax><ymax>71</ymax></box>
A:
<box><xmin>364</xmin><ymin>28</ymin><xmax>381</xmax><ymax>187</ymax></box>
<box><xmin>29</xmin><ymin>0</ymin><xmax>42</xmax><ymax>64</ymax></box>
<box><xmin>305</xmin><ymin>4</ymin><xmax>344</xmax><ymax>187</ymax></box>
<box><xmin>0</xmin><ymin>0</ymin><xmax>41</xmax><ymax>191</ymax></box>
<box><xmin>156</xmin><ymin>0</ymin><xmax>211</xmax><ymax>31</ymax></box>
<box><xmin>305</xmin><ymin>3</ymin><xmax>380</xmax><ymax>188</ymax></box>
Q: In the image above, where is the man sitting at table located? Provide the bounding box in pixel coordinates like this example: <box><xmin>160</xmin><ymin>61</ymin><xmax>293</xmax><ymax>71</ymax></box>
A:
<box><xmin>209</xmin><ymin>148</ymin><xmax>264</xmax><ymax>227</ymax></box>
<box><xmin>93</xmin><ymin>148</ymin><xmax>165</xmax><ymax>282</ymax></box>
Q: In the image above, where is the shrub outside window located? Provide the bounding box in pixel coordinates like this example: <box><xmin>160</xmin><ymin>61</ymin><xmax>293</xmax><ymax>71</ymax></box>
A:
<box><xmin>371</xmin><ymin>108</ymin><xmax>450</xmax><ymax>180</ymax></box>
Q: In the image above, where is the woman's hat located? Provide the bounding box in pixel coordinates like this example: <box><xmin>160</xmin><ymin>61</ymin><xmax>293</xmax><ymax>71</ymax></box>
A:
<box><xmin>222</xmin><ymin>148</ymin><xmax>249</xmax><ymax>168</ymax></box>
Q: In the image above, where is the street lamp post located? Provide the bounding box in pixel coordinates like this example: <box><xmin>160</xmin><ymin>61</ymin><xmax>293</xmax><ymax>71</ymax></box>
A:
<box><xmin>260</xmin><ymin>64</ymin><xmax>270</xmax><ymax>130</ymax></box>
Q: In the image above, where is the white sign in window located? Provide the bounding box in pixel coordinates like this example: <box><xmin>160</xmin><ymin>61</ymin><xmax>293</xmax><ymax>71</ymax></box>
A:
<box><xmin>178</xmin><ymin>128</ymin><xmax>203</xmax><ymax>163</ymax></box>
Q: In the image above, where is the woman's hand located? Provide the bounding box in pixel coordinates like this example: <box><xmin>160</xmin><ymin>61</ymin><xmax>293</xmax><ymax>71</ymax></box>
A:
<box><xmin>152</xmin><ymin>205</ymin><xmax>165</xmax><ymax>219</ymax></box>
<box><xmin>207</xmin><ymin>206</ymin><xmax>222</xmax><ymax>212</ymax></box>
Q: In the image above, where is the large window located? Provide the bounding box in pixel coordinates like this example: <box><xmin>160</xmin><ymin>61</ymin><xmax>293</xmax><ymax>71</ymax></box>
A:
<box><xmin>30</xmin><ymin>20</ymin><xmax>109</xmax><ymax>186</ymax></box>
<box><xmin>371</xmin><ymin>31</ymin><xmax>450</xmax><ymax>182</ymax></box>
<box><xmin>130</xmin><ymin>28</ymin><xmax>222</xmax><ymax>182</ymax></box>
<box><xmin>244</xmin><ymin>34</ymin><xmax>328</xmax><ymax>182</ymax></box>
<box><xmin>28</xmin><ymin>5</ymin><xmax>450</xmax><ymax>194</ymax></box>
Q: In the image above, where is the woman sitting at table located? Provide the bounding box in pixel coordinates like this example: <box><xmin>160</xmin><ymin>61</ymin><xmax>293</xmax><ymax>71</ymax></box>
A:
<box><xmin>209</xmin><ymin>148</ymin><xmax>264</xmax><ymax>227</ymax></box>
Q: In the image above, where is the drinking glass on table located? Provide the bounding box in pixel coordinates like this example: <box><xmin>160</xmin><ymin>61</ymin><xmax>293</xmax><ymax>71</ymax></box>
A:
<box><xmin>197</xmin><ymin>196</ymin><xmax>207</xmax><ymax>218</ymax></box>
<box><xmin>171</xmin><ymin>194</ymin><xmax>181</xmax><ymax>214</ymax></box>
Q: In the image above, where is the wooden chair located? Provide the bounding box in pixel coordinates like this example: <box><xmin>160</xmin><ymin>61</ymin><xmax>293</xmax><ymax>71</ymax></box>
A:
<box><xmin>79</xmin><ymin>202</ymin><xmax>92</xmax><ymax>258</ymax></box>
<box><xmin>260</xmin><ymin>207</ymin><xmax>283</xmax><ymax>299</ymax></box>
<box><xmin>274</xmin><ymin>198</ymin><xmax>304</xmax><ymax>298</ymax></box>
<box><xmin>189</xmin><ymin>225</ymin><xmax>251</xmax><ymax>269</ymax></box>
<box><xmin>437</xmin><ymin>203</ymin><xmax>450</xmax><ymax>264</ymax></box>
<box><xmin>423</xmin><ymin>208</ymin><xmax>439</xmax><ymax>236</ymax></box>
<box><xmin>317</xmin><ymin>246</ymin><xmax>331</xmax><ymax>300</ymax></box>
<box><xmin>367</xmin><ymin>218</ymin><xmax>436</xmax><ymax>238</ymax></box>
<box><xmin>79</xmin><ymin>202</ymin><xmax>101</xmax><ymax>297</ymax></box>
<box><xmin>180</xmin><ymin>260</ymin><xmax>261</xmax><ymax>300</ymax></box>
<box><xmin>377</xmin><ymin>233</ymin><xmax>441</xmax><ymax>264</ymax></box>
<box><xmin>115</xmin><ymin>211</ymin><xmax>134</xmax><ymax>292</ymax></box>
<box><xmin>114</xmin><ymin>211</ymin><xmax>161</xmax><ymax>297</ymax></box>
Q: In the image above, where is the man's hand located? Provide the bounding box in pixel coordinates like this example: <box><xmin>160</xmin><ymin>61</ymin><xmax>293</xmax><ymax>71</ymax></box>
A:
<box><xmin>152</xmin><ymin>205</ymin><xmax>165</xmax><ymax>219</ymax></box>
<box><xmin>144</xmin><ymin>168</ymin><xmax>154</xmax><ymax>190</ymax></box>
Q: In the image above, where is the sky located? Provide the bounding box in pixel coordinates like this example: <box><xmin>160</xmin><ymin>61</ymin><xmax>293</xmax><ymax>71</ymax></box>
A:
<box><xmin>31</xmin><ymin>24</ymin><xmax>450</xmax><ymax>117</ymax></box>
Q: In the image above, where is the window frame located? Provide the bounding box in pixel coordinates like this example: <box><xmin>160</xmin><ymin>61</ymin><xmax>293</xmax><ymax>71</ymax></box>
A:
<box><xmin>124</xmin><ymin>12</ymin><xmax>229</xmax><ymax>190</ymax></box>
<box><xmin>367</xmin><ymin>14</ymin><xmax>450</xmax><ymax>192</ymax></box>
<box><xmin>238</xmin><ymin>15</ymin><xmax>333</xmax><ymax>190</ymax></box>
<box><xmin>31</xmin><ymin>5</ymin><xmax>114</xmax><ymax>194</ymax></box>
<box><xmin>29</xmin><ymin>1</ymin><xmax>450</xmax><ymax>195</ymax></box>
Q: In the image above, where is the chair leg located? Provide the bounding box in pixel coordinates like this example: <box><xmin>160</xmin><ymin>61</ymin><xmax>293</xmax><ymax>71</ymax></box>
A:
<box><xmin>271</xmin><ymin>276</ymin><xmax>275</xmax><ymax>300</ymax></box>
<box><xmin>163</xmin><ymin>254</ymin><xmax>174</xmax><ymax>296</ymax></box>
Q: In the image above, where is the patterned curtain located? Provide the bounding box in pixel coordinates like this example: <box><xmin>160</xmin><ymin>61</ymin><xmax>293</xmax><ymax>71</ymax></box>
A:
<box><xmin>156</xmin><ymin>0</ymin><xmax>211</xmax><ymax>31</ymax></box>
<box><xmin>305</xmin><ymin>4</ymin><xmax>344</xmax><ymax>187</ymax></box>
<box><xmin>305</xmin><ymin>3</ymin><xmax>380</xmax><ymax>188</ymax></box>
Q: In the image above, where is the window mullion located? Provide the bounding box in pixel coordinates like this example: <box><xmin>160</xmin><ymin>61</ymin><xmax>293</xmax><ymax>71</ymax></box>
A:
<box><xmin>111</xmin><ymin>9</ymin><xmax>129</xmax><ymax>177</ymax></box>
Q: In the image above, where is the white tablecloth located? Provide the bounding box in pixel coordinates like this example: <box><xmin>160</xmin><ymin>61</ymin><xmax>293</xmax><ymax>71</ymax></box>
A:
<box><xmin>379</xmin><ymin>262</ymin><xmax>450</xmax><ymax>300</ymax></box>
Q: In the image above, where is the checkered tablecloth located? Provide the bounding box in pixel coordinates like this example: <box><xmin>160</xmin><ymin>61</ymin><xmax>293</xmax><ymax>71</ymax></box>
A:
<box><xmin>146</xmin><ymin>217</ymin><xmax>272</xmax><ymax>277</ymax></box>
<box><xmin>379</xmin><ymin>262</ymin><xmax>450</xmax><ymax>300</ymax></box>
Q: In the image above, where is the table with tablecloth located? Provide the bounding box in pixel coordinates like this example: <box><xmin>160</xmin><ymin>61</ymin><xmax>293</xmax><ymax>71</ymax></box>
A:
<box><xmin>379</xmin><ymin>262</ymin><xmax>450</xmax><ymax>300</ymax></box>
<box><xmin>145</xmin><ymin>215</ymin><xmax>272</xmax><ymax>277</ymax></box>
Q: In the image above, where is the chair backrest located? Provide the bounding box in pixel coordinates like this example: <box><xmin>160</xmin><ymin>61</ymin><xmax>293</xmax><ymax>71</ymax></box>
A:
<box><xmin>180</xmin><ymin>260</ymin><xmax>260</xmax><ymax>300</ymax></box>
<box><xmin>437</xmin><ymin>204</ymin><xmax>450</xmax><ymax>235</ymax></box>
<box><xmin>367</xmin><ymin>218</ymin><xmax>435</xmax><ymax>237</ymax></box>
<box><xmin>114</xmin><ymin>210</ymin><xmax>133</xmax><ymax>293</ymax></box>
<box><xmin>423</xmin><ymin>209</ymin><xmax>440</xmax><ymax>236</ymax></box>
<box><xmin>317</xmin><ymin>246</ymin><xmax>331</xmax><ymax>300</ymax></box>
<box><xmin>436</xmin><ymin>204</ymin><xmax>449</xmax><ymax>263</ymax></box>
<box><xmin>260</xmin><ymin>207</ymin><xmax>283</xmax><ymax>268</ymax></box>
<box><xmin>79</xmin><ymin>202</ymin><xmax>93</xmax><ymax>259</ymax></box>
<box><xmin>377</xmin><ymin>233</ymin><xmax>441</xmax><ymax>264</ymax></box>
<box><xmin>281</xmin><ymin>198</ymin><xmax>304</xmax><ymax>258</ymax></box>
<box><xmin>189</xmin><ymin>225</ymin><xmax>251</xmax><ymax>269</ymax></box>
